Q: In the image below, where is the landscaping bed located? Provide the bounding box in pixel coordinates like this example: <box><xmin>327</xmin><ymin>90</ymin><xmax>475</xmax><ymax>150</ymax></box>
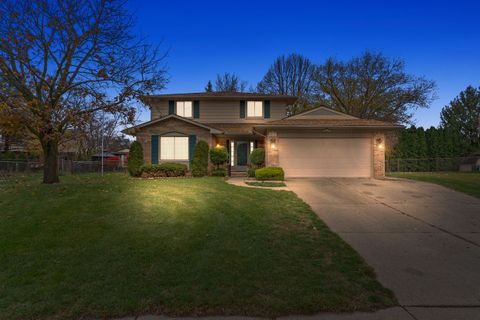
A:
<box><xmin>0</xmin><ymin>173</ymin><xmax>396</xmax><ymax>319</ymax></box>
<box><xmin>245</xmin><ymin>181</ymin><xmax>286</xmax><ymax>188</ymax></box>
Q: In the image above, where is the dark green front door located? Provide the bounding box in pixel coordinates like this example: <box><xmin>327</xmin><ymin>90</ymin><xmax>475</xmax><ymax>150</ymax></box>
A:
<box><xmin>237</xmin><ymin>142</ymin><xmax>248</xmax><ymax>166</ymax></box>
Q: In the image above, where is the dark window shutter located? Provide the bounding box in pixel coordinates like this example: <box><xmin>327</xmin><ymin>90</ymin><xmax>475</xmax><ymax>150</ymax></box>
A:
<box><xmin>193</xmin><ymin>100</ymin><xmax>200</xmax><ymax>119</ymax></box>
<box><xmin>151</xmin><ymin>135</ymin><xmax>159</xmax><ymax>164</ymax></box>
<box><xmin>264</xmin><ymin>100</ymin><xmax>270</xmax><ymax>118</ymax></box>
<box><xmin>168</xmin><ymin>100</ymin><xmax>175</xmax><ymax>115</ymax></box>
<box><xmin>189</xmin><ymin>135</ymin><xmax>197</xmax><ymax>162</ymax></box>
<box><xmin>239</xmin><ymin>100</ymin><xmax>246</xmax><ymax>118</ymax></box>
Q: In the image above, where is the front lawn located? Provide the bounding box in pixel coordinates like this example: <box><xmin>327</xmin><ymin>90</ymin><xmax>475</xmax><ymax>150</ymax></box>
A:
<box><xmin>0</xmin><ymin>174</ymin><xmax>395</xmax><ymax>319</ymax></box>
<box><xmin>387</xmin><ymin>172</ymin><xmax>480</xmax><ymax>199</ymax></box>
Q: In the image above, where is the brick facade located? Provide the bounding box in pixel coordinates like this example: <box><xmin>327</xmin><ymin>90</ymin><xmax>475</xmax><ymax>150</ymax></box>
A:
<box><xmin>136</xmin><ymin>117</ymin><xmax>213</xmax><ymax>165</ymax></box>
<box><xmin>265</xmin><ymin>130</ymin><xmax>279</xmax><ymax>167</ymax></box>
<box><xmin>373</xmin><ymin>132</ymin><xmax>386</xmax><ymax>179</ymax></box>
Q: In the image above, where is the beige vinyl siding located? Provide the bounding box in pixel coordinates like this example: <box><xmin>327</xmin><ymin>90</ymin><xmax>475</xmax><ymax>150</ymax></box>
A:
<box><xmin>149</xmin><ymin>99</ymin><xmax>288</xmax><ymax>123</ymax></box>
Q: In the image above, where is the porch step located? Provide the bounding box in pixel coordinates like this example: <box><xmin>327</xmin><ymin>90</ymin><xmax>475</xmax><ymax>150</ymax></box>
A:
<box><xmin>230</xmin><ymin>171</ymin><xmax>247</xmax><ymax>177</ymax></box>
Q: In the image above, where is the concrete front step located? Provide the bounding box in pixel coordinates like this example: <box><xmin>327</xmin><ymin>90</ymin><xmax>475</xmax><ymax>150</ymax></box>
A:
<box><xmin>230</xmin><ymin>171</ymin><xmax>247</xmax><ymax>177</ymax></box>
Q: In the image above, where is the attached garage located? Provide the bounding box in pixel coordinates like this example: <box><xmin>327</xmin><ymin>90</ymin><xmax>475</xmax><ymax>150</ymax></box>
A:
<box><xmin>255</xmin><ymin>106</ymin><xmax>403</xmax><ymax>179</ymax></box>
<box><xmin>278</xmin><ymin>137</ymin><xmax>372</xmax><ymax>178</ymax></box>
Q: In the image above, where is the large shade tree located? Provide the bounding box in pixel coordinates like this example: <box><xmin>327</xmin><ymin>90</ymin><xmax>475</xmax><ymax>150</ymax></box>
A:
<box><xmin>214</xmin><ymin>72</ymin><xmax>248</xmax><ymax>92</ymax></box>
<box><xmin>257</xmin><ymin>53</ymin><xmax>315</xmax><ymax>112</ymax></box>
<box><xmin>0</xmin><ymin>0</ymin><xmax>167</xmax><ymax>183</ymax></box>
<box><xmin>440</xmin><ymin>86</ymin><xmax>480</xmax><ymax>155</ymax></box>
<box><xmin>313</xmin><ymin>51</ymin><xmax>437</xmax><ymax>124</ymax></box>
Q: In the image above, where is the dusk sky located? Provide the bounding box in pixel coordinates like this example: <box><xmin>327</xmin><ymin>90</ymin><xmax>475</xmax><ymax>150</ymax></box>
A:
<box><xmin>129</xmin><ymin>0</ymin><xmax>480</xmax><ymax>128</ymax></box>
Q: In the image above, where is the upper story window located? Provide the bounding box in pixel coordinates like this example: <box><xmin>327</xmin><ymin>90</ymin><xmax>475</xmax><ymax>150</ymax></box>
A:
<box><xmin>247</xmin><ymin>101</ymin><xmax>263</xmax><ymax>117</ymax></box>
<box><xmin>176</xmin><ymin>101</ymin><xmax>192</xmax><ymax>118</ymax></box>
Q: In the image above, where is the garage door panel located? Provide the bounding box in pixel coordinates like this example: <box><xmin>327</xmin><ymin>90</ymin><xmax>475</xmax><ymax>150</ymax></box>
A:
<box><xmin>279</xmin><ymin>138</ymin><xmax>372</xmax><ymax>178</ymax></box>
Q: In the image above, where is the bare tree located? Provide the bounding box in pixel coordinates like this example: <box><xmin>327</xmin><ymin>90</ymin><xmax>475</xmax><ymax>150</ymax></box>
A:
<box><xmin>313</xmin><ymin>51</ymin><xmax>436</xmax><ymax>124</ymax></box>
<box><xmin>0</xmin><ymin>0</ymin><xmax>167</xmax><ymax>183</ymax></box>
<box><xmin>70</xmin><ymin>112</ymin><xmax>126</xmax><ymax>160</ymax></box>
<box><xmin>257</xmin><ymin>53</ymin><xmax>313</xmax><ymax>111</ymax></box>
<box><xmin>215</xmin><ymin>73</ymin><xmax>248</xmax><ymax>92</ymax></box>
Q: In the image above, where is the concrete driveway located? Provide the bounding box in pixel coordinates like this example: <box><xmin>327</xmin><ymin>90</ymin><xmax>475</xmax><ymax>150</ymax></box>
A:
<box><xmin>287</xmin><ymin>178</ymin><xmax>480</xmax><ymax>320</ymax></box>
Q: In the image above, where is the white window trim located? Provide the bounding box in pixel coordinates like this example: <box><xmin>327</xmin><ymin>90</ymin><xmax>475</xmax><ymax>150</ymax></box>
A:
<box><xmin>246</xmin><ymin>101</ymin><xmax>263</xmax><ymax>118</ymax></box>
<box><xmin>160</xmin><ymin>136</ymin><xmax>189</xmax><ymax>160</ymax></box>
<box><xmin>230</xmin><ymin>141</ymin><xmax>235</xmax><ymax>166</ymax></box>
<box><xmin>176</xmin><ymin>101</ymin><xmax>193</xmax><ymax>118</ymax></box>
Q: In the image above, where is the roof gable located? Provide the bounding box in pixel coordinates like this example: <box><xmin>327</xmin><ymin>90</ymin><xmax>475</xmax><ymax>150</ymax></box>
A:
<box><xmin>289</xmin><ymin>106</ymin><xmax>358</xmax><ymax>120</ymax></box>
<box><xmin>122</xmin><ymin>114</ymin><xmax>222</xmax><ymax>135</ymax></box>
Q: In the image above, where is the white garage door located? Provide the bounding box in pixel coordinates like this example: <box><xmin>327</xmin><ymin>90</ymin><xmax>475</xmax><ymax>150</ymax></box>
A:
<box><xmin>279</xmin><ymin>138</ymin><xmax>372</xmax><ymax>178</ymax></box>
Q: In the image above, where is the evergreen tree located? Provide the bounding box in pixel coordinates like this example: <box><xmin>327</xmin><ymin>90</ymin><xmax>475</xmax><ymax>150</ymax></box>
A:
<box><xmin>205</xmin><ymin>80</ymin><xmax>213</xmax><ymax>92</ymax></box>
<box><xmin>128</xmin><ymin>141</ymin><xmax>144</xmax><ymax>177</ymax></box>
<box><xmin>440</xmin><ymin>86</ymin><xmax>480</xmax><ymax>155</ymax></box>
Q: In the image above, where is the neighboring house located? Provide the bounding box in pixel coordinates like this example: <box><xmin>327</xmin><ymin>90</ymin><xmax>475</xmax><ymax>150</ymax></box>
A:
<box><xmin>123</xmin><ymin>92</ymin><xmax>401</xmax><ymax>178</ymax></box>
<box><xmin>113</xmin><ymin>149</ymin><xmax>129</xmax><ymax>167</ymax></box>
<box><xmin>91</xmin><ymin>151</ymin><xmax>120</xmax><ymax>162</ymax></box>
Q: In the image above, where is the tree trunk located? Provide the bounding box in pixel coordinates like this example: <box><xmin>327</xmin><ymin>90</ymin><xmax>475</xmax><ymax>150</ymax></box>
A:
<box><xmin>42</xmin><ymin>140</ymin><xmax>60</xmax><ymax>184</ymax></box>
<box><xmin>3</xmin><ymin>134</ymin><xmax>10</xmax><ymax>152</ymax></box>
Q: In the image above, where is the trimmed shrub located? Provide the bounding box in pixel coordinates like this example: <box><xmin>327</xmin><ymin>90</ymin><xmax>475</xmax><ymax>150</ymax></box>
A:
<box><xmin>209</xmin><ymin>146</ymin><xmax>229</xmax><ymax>169</ymax></box>
<box><xmin>247</xmin><ymin>168</ymin><xmax>256</xmax><ymax>178</ymax></box>
<box><xmin>128</xmin><ymin>141</ymin><xmax>144</xmax><ymax>177</ymax></box>
<box><xmin>211</xmin><ymin>168</ymin><xmax>226</xmax><ymax>177</ymax></box>
<box><xmin>191</xmin><ymin>140</ymin><xmax>209</xmax><ymax>177</ymax></box>
<box><xmin>140</xmin><ymin>163</ymin><xmax>187</xmax><ymax>178</ymax></box>
<box><xmin>255</xmin><ymin>167</ymin><xmax>284</xmax><ymax>181</ymax></box>
<box><xmin>249</xmin><ymin>148</ymin><xmax>265</xmax><ymax>167</ymax></box>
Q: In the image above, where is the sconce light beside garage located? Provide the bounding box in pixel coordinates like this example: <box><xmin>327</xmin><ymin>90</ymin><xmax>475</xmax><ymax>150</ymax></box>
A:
<box><xmin>270</xmin><ymin>138</ymin><xmax>277</xmax><ymax>150</ymax></box>
<box><xmin>216</xmin><ymin>143</ymin><xmax>221</xmax><ymax>148</ymax></box>
<box><xmin>376</xmin><ymin>137</ymin><xmax>384</xmax><ymax>149</ymax></box>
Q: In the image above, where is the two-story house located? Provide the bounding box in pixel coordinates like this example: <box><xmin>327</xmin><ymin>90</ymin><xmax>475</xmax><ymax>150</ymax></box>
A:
<box><xmin>123</xmin><ymin>92</ymin><xmax>401</xmax><ymax>178</ymax></box>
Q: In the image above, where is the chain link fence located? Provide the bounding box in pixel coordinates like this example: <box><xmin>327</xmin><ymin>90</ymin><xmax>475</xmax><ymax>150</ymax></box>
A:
<box><xmin>386</xmin><ymin>157</ymin><xmax>480</xmax><ymax>172</ymax></box>
<box><xmin>0</xmin><ymin>159</ymin><xmax>126</xmax><ymax>177</ymax></box>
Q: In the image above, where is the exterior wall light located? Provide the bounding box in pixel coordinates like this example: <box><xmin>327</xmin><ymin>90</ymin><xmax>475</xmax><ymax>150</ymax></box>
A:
<box><xmin>269</xmin><ymin>138</ymin><xmax>277</xmax><ymax>150</ymax></box>
<box><xmin>216</xmin><ymin>143</ymin><xmax>221</xmax><ymax>148</ymax></box>
<box><xmin>376</xmin><ymin>137</ymin><xmax>384</xmax><ymax>149</ymax></box>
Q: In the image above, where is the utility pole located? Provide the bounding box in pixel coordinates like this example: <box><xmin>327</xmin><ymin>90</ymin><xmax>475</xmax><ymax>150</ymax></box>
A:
<box><xmin>101</xmin><ymin>111</ymin><xmax>105</xmax><ymax>176</ymax></box>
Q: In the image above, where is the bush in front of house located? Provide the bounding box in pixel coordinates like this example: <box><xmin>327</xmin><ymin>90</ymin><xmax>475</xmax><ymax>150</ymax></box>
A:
<box><xmin>255</xmin><ymin>167</ymin><xmax>285</xmax><ymax>181</ymax></box>
<box><xmin>211</xmin><ymin>168</ymin><xmax>226</xmax><ymax>177</ymax></box>
<box><xmin>128</xmin><ymin>141</ymin><xmax>144</xmax><ymax>177</ymax></box>
<box><xmin>247</xmin><ymin>168</ymin><xmax>256</xmax><ymax>178</ymax></box>
<box><xmin>191</xmin><ymin>140</ymin><xmax>209</xmax><ymax>177</ymax></box>
<box><xmin>140</xmin><ymin>163</ymin><xmax>188</xmax><ymax>178</ymax></box>
<box><xmin>209</xmin><ymin>146</ymin><xmax>229</xmax><ymax>169</ymax></box>
<box><xmin>249</xmin><ymin>148</ymin><xmax>265</xmax><ymax>167</ymax></box>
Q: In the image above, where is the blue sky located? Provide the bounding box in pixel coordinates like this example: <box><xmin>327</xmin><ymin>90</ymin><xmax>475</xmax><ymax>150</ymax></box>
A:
<box><xmin>129</xmin><ymin>0</ymin><xmax>480</xmax><ymax>127</ymax></box>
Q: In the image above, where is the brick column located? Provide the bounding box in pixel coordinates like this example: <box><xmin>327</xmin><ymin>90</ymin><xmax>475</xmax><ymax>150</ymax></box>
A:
<box><xmin>266</xmin><ymin>131</ymin><xmax>279</xmax><ymax>167</ymax></box>
<box><xmin>373</xmin><ymin>132</ymin><xmax>386</xmax><ymax>179</ymax></box>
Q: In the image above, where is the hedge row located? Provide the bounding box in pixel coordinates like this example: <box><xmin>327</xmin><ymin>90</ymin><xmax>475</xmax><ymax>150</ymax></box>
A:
<box><xmin>140</xmin><ymin>163</ymin><xmax>188</xmax><ymax>178</ymax></box>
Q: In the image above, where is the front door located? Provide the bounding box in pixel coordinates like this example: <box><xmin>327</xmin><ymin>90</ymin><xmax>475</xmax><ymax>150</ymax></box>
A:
<box><xmin>237</xmin><ymin>142</ymin><xmax>248</xmax><ymax>166</ymax></box>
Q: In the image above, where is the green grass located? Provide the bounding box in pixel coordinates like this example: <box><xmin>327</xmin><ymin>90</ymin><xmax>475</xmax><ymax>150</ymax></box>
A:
<box><xmin>245</xmin><ymin>181</ymin><xmax>287</xmax><ymax>187</ymax></box>
<box><xmin>0</xmin><ymin>173</ymin><xmax>395</xmax><ymax>319</ymax></box>
<box><xmin>388</xmin><ymin>172</ymin><xmax>480</xmax><ymax>199</ymax></box>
